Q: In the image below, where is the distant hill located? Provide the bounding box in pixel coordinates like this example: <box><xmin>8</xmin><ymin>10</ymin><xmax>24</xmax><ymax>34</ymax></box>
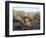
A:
<box><xmin>13</xmin><ymin>10</ymin><xmax>40</xmax><ymax>21</ymax></box>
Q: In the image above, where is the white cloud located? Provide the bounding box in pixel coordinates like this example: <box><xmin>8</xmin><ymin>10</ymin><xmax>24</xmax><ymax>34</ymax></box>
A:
<box><xmin>13</xmin><ymin>7</ymin><xmax>40</xmax><ymax>13</ymax></box>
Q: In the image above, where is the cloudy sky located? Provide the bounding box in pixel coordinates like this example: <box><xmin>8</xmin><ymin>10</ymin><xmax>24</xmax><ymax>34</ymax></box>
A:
<box><xmin>13</xmin><ymin>7</ymin><xmax>40</xmax><ymax>13</ymax></box>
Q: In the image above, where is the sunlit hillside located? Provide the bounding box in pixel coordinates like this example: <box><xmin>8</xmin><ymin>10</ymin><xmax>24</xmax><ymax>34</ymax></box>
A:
<box><xmin>13</xmin><ymin>9</ymin><xmax>40</xmax><ymax>30</ymax></box>
<box><xmin>13</xmin><ymin>10</ymin><xmax>40</xmax><ymax>21</ymax></box>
